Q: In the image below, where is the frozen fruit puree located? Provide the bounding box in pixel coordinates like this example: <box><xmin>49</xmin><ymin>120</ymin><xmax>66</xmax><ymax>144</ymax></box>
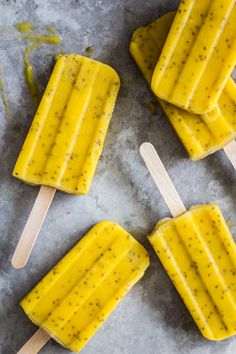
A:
<box><xmin>151</xmin><ymin>0</ymin><xmax>236</xmax><ymax>114</ymax></box>
<box><xmin>130</xmin><ymin>12</ymin><xmax>236</xmax><ymax>160</ymax></box>
<box><xmin>149</xmin><ymin>203</ymin><xmax>236</xmax><ymax>341</ymax></box>
<box><xmin>13</xmin><ymin>54</ymin><xmax>120</xmax><ymax>194</ymax></box>
<box><xmin>20</xmin><ymin>221</ymin><xmax>150</xmax><ymax>352</ymax></box>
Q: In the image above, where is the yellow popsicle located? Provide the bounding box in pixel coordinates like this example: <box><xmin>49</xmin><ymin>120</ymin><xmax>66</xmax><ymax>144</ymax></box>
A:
<box><xmin>149</xmin><ymin>203</ymin><xmax>236</xmax><ymax>341</ymax></box>
<box><xmin>151</xmin><ymin>0</ymin><xmax>236</xmax><ymax>114</ymax></box>
<box><xmin>130</xmin><ymin>12</ymin><xmax>236</xmax><ymax>160</ymax></box>
<box><xmin>13</xmin><ymin>54</ymin><xmax>120</xmax><ymax>194</ymax></box>
<box><xmin>20</xmin><ymin>221</ymin><xmax>150</xmax><ymax>352</ymax></box>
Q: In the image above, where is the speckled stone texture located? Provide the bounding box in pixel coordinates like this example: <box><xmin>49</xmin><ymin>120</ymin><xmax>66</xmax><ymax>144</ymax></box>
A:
<box><xmin>0</xmin><ymin>1</ymin><xmax>236</xmax><ymax>353</ymax></box>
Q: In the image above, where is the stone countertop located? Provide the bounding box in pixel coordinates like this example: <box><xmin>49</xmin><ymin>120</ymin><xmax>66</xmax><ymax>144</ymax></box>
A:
<box><xmin>0</xmin><ymin>0</ymin><xmax>236</xmax><ymax>353</ymax></box>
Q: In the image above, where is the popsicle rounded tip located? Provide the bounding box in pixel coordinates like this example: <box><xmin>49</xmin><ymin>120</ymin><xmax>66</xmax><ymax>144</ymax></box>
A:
<box><xmin>11</xmin><ymin>254</ymin><xmax>27</xmax><ymax>269</ymax></box>
<box><xmin>139</xmin><ymin>142</ymin><xmax>155</xmax><ymax>157</ymax></box>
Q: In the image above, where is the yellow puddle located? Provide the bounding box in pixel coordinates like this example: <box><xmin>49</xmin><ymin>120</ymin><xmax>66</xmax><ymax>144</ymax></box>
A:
<box><xmin>15</xmin><ymin>21</ymin><xmax>34</xmax><ymax>32</ymax></box>
<box><xmin>15</xmin><ymin>21</ymin><xmax>62</xmax><ymax>106</ymax></box>
<box><xmin>0</xmin><ymin>22</ymin><xmax>62</xmax><ymax>121</ymax></box>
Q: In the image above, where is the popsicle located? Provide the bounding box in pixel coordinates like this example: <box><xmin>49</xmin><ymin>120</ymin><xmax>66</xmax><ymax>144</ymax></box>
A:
<box><xmin>17</xmin><ymin>221</ymin><xmax>150</xmax><ymax>353</ymax></box>
<box><xmin>140</xmin><ymin>142</ymin><xmax>236</xmax><ymax>340</ymax></box>
<box><xmin>130</xmin><ymin>12</ymin><xmax>236</xmax><ymax>162</ymax></box>
<box><xmin>12</xmin><ymin>54</ymin><xmax>120</xmax><ymax>269</ymax></box>
<box><xmin>151</xmin><ymin>0</ymin><xmax>236</xmax><ymax>114</ymax></box>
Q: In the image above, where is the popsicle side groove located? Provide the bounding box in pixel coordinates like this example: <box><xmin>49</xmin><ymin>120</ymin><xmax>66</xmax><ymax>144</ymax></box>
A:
<box><xmin>169</xmin><ymin>1</ymin><xmax>216</xmax><ymax>104</ymax></box>
<box><xmin>66</xmin><ymin>243</ymin><xmax>149</xmax><ymax>350</ymax></box>
<box><xmin>38</xmin><ymin>235</ymin><xmax>134</xmax><ymax>323</ymax></box>
<box><xmin>150</xmin><ymin>0</ymin><xmax>211</xmax><ymax>99</ymax></box>
<box><xmin>44</xmin><ymin>63</ymin><xmax>99</xmax><ymax>187</ymax></box>
<box><xmin>50</xmin><ymin>242</ymin><xmax>138</xmax><ymax>332</ymax></box>
<box><xmin>17</xmin><ymin>58</ymin><xmax>67</xmax><ymax>180</ymax></box>
<box><xmin>177</xmin><ymin>214</ymin><xmax>236</xmax><ymax>329</ymax></box>
<box><xmin>42</xmin><ymin>60</ymin><xmax>119</xmax><ymax>194</ymax></box>
<box><xmin>40</xmin><ymin>59</ymin><xmax>84</xmax><ymax>174</ymax></box>
<box><xmin>160</xmin><ymin>204</ymin><xmax>236</xmax><ymax>339</ymax></box>
<box><xmin>153</xmin><ymin>223</ymin><xmax>230</xmax><ymax>338</ymax></box>
<box><xmin>38</xmin><ymin>58</ymin><xmax>96</xmax><ymax>191</ymax></box>
<box><xmin>156</xmin><ymin>233</ymin><xmax>217</xmax><ymax>338</ymax></box>
<box><xmin>191</xmin><ymin>4</ymin><xmax>236</xmax><ymax>113</ymax></box>
<box><xmin>40</xmin><ymin>242</ymin><xmax>135</xmax><ymax>335</ymax></box>
<box><xmin>22</xmin><ymin>222</ymin><xmax>119</xmax><ymax>314</ymax></box>
<box><xmin>13</xmin><ymin>56</ymin><xmax>79</xmax><ymax>182</ymax></box>
<box><xmin>68</xmin><ymin>254</ymin><xmax>150</xmax><ymax>349</ymax></box>
<box><xmin>75</xmin><ymin>77</ymin><xmax>119</xmax><ymax>193</ymax></box>
<box><xmin>151</xmin><ymin>0</ymin><xmax>196</xmax><ymax>87</ymax></box>
<box><xmin>151</xmin><ymin>0</ymin><xmax>236</xmax><ymax>114</ymax></box>
<box><xmin>170</xmin><ymin>0</ymin><xmax>234</xmax><ymax>110</ymax></box>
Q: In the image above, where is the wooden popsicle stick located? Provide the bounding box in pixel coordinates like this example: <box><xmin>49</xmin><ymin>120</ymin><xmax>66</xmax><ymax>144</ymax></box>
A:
<box><xmin>11</xmin><ymin>186</ymin><xmax>56</xmax><ymax>269</ymax></box>
<box><xmin>223</xmin><ymin>140</ymin><xmax>236</xmax><ymax>169</ymax></box>
<box><xmin>17</xmin><ymin>328</ymin><xmax>51</xmax><ymax>354</ymax></box>
<box><xmin>140</xmin><ymin>142</ymin><xmax>186</xmax><ymax>217</ymax></box>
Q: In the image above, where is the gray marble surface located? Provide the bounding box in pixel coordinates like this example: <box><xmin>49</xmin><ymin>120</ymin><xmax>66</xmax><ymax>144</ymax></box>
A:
<box><xmin>0</xmin><ymin>0</ymin><xmax>236</xmax><ymax>353</ymax></box>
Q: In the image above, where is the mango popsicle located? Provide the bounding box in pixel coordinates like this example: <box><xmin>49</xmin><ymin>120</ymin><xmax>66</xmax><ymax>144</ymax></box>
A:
<box><xmin>140</xmin><ymin>142</ymin><xmax>236</xmax><ymax>341</ymax></box>
<box><xmin>13</xmin><ymin>54</ymin><xmax>120</xmax><ymax>195</ymax></box>
<box><xmin>149</xmin><ymin>203</ymin><xmax>236</xmax><ymax>340</ymax></box>
<box><xmin>130</xmin><ymin>12</ymin><xmax>236</xmax><ymax>161</ymax></box>
<box><xmin>151</xmin><ymin>0</ymin><xmax>236</xmax><ymax>114</ymax></box>
<box><xmin>18</xmin><ymin>221</ymin><xmax>150</xmax><ymax>353</ymax></box>
<box><xmin>11</xmin><ymin>55</ymin><xmax>120</xmax><ymax>269</ymax></box>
